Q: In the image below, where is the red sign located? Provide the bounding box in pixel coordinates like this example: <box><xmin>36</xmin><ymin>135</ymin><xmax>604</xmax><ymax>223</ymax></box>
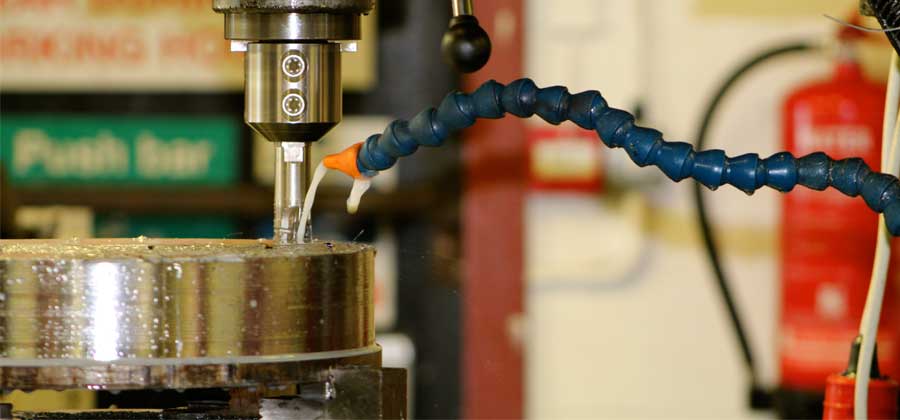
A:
<box><xmin>0</xmin><ymin>0</ymin><xmax>241</xmax><ymax>91</ymax></box>
<box><xmin>527</xmin><ymin>125</ymin><xmax>603</xmax><ymax>192</ymax></box>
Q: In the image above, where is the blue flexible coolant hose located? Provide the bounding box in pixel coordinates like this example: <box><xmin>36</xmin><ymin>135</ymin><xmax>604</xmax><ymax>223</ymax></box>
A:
<box><xmin>357</xmin><ymin>78</ymin><xmax>900</xmax><ymax>235</ymax></box>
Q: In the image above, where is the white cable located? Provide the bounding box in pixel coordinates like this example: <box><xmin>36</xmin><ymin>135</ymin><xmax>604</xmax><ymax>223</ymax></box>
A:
<box><xmin>855</xmin><ymin>52</ymin><xmax>900</xmax><ymax>420</ymax></box>
<box><xmin>881</xmin><ymin>54</ymin><xmax>900</xmax><ymax>160</ymax></box>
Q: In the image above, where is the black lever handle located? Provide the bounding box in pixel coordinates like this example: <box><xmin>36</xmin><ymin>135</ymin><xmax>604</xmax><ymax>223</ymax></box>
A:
<box><xmin>441</xmin><ymin>7</ymin><xmax>492</xmax><ymax>73</ymax></box>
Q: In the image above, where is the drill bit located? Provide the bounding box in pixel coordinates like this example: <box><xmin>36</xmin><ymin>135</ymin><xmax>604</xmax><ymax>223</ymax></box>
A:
<box><xmin>274</xmin><ymin>142</ymin><xmax>312</xmax><ymax>244</ymax></box>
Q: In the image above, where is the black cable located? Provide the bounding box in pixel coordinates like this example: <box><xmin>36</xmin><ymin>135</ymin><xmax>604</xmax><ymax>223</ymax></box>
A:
<box><xmin>691</xmin><ymin>42</ymin><xmax>816</xmax><ymax>409</ymax></box>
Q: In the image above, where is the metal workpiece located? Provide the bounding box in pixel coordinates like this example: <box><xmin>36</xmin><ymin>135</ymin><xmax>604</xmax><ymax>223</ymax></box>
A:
<box><xmin>245</xmin><ymin>42</ymin><xmax>342</xmax><ymax>143</ymax></box>
<box><xmin>274</xmin><ymin>142</ymin><xmax>312</xmax><ymax>243</ymax></box>
<box><xmin>0</xmin><ymin>238</ymin><xmax>376</xmax><ymax>390</ymax></box>
<box><xmin>259</xmin><ymin>367</ymin><xmax>406</xmax><ymax>420</ymax></box>
<box><xmin>213</xmin><ymin>0</ymin><xmax>373</xmax><ymax>14</ymax></box>
<box><xmin>4</xmin><ymin>367</ymin><xmax>406</xmax><ymax>419</ymax></box>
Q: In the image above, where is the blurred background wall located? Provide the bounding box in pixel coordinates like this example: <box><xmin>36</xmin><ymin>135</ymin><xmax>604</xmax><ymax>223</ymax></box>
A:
<box><xmin>519</xmin><ymin>0</ymin><xmax>893</xmax><ymax>418</ymax></box>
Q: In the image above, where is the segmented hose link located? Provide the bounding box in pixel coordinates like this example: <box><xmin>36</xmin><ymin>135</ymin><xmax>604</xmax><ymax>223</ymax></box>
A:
<box><xmin>357</xmin><ymin>78</ymin><xmax>900</xmax><ymax>235</ymax></box>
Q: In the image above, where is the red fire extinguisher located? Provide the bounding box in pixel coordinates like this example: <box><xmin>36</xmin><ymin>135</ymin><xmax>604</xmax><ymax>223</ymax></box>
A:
<box><xmin>779</xmin><ymin>30</ymin><xmax>900</xmax><ymax>408</ymax></box>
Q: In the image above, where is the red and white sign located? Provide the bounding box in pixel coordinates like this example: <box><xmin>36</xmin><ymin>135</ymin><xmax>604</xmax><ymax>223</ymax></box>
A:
<box><xmin>527</xmin><ymin>125</ymin><xmax>603</xmax><ymax>192</ymax></box>
<box><xmin>0</xmin><ymin>0</ymin><xmax>242</xmax><ymax>91</ymax></box>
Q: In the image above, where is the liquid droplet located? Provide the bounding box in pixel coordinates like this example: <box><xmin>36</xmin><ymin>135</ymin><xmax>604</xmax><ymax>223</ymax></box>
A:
<box><xmin>347</xmin><ymin>177</ymin><xmax>372</xmax><ymax>214</ymax></box>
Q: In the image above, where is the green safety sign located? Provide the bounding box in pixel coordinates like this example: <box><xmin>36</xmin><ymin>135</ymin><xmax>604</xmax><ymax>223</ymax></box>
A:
<box><xmin>0</xmin><ymin>115</ymin><xmax>240</xmax><ymax>185</ymax></box>
<box><xmin>94</xmin><ymin>214</ymin><xmax>239</xmax><ymax>239</ymax></box>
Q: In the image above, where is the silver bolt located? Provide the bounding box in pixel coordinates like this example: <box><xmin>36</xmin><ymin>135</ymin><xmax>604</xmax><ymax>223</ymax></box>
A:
<box><xmin>282</xmin><ymin>53</ymin><xmax>306</xmax><ymax>78</ymax></box>
<box><xmin>282</xmin><ymin>93</ymin><xmax>306</xmax><ymax>117</ymax></box>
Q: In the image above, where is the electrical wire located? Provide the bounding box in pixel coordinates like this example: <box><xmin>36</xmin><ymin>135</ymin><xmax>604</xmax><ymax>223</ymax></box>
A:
<box><xmin>823</xmin><ymin>14</ymin><xmax>900</xmax><ymax>33</ymax></box>
<box><xmin>691</xmin><ymin>43</ymin><xmax>817</xmax><ymax>408</ymax></box>
<box><xmin>855</xmin><ymin>52</ymin><xmax>900</xmax><ymax>420</ymax></box>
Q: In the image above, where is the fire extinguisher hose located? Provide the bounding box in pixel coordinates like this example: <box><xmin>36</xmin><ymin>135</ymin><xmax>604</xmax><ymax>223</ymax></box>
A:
<box><xmin>691</xmin><ymin>43</ymin><xmax>817</xmax><ymax>409</ymax></box>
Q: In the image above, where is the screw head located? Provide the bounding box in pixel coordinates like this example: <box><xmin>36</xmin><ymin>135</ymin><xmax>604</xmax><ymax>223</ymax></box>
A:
<box><xmin>282</xmin><ymin>93</ymin><xmax>306</xmax><ymax>117</ymax></box>
<box><xmin>282</xmin><ymin>53</ymin><xmax>306</xmax><ymax>78</ymax></box>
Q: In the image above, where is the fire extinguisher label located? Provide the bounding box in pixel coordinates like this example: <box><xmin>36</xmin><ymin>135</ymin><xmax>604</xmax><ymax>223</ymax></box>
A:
<box><xmin>794</xmin><ymin>119</ymin><xmax>873</xmax><ymax>157</ymax></box>
<box><xmin>780</xmin><ymin>67</ymin><xmax>899</xmax><ymax>390</ymax></box>
<box><xmin>781</xmin><ymin>326</ymin><xmax>898</xmax><ymax>379</ymax></box>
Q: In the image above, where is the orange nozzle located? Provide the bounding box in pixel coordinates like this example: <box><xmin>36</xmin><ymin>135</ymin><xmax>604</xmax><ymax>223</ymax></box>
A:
<box><xmin>323</xmin><ymin>142</ymin><xmax>366</xmax><ymax>179</ymax></box>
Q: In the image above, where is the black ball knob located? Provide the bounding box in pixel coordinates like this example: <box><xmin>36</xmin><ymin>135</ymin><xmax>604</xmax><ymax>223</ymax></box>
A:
<box><xmin>441</xmin><ymin>15</ymin><xmax>492</xmax><ymax>73</ymax></box>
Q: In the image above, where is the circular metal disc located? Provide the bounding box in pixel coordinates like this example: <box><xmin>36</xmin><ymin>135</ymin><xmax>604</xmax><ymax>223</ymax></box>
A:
<box><xmin>0</xmin><ymin>239</ymin><xmax>376</xmax><ymax>390</ymax></box>
<box><xmin>213</xmin><ymin>0</ymin><xmax>374</xmax><ymax>14</ymax></box>
<box><xmin>223</xmin><ymin>12</ymin><xmax>362</xmax><ymax>41</ymax></box>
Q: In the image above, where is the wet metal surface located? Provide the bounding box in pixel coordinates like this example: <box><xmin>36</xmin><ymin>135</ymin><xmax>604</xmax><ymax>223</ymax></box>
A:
<box><xmin>0</xmin><ymin>239</ymin><xmax>376</xmax><ymax>390</ymax></box>
<box><xmin>10</xmin><ymin>367</ymin><xmax>406</xmax><ymax>419</ymax></box>
<box><xmin>212</xmin><ymin>0</ymin><xmax>373</xmax><ymax>13</ymax></box>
